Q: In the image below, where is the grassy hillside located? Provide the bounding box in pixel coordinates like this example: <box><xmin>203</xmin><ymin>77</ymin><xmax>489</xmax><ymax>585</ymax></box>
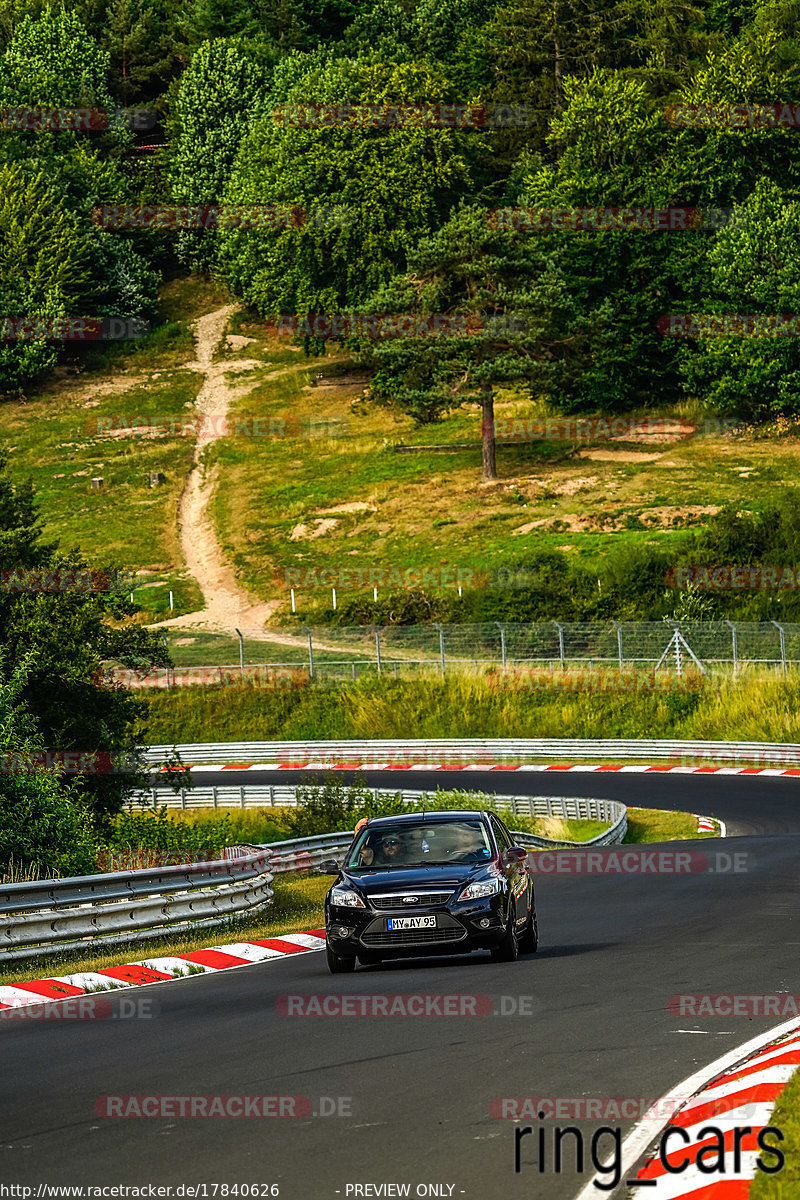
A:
<box><xmin>4</xmin><ymin>286</ymin><xmax>798</xmax><ymax>631</ymax></box>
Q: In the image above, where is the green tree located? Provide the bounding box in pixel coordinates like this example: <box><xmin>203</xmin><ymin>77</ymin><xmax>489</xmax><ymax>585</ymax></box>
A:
<box><xmin>682</xmin><ymin>179</ymin><xmax>800</xmax><ymax>418</ymax></box>
<box><xmin>340</xmin><ymin>0</ymin><xmax>416</xmax><ymax>60</ymax></box>
<box><xmin>101</xmin><ymin>0</ymin><xmax>180</xmax><ymax>104</ymax></box>
<box><xmin>220</xmin><ymin>57</ymin><xmax>474</xmax><ymax>316</ymax></box>
<box><xmin>0</xmin><ymin>162</ymin><xmax>90</xmax><ymax>395</ymax></box>
<box><xmin>356</xmin><ymin>205</ymin><xmax>604</xmax><ymax>479</ymax></box>
<box><xmin>517</xmin><ymin>70</ymin><xmax>716</xmax><ymax>410</ymax></box>
<box><xmin>166</xmin><ymin>35</ymin><xmax>276</xmax><ymax>269</ymax></box>
<box><xmin>0</xmin><ymin>451</ymin><xmax>170</xmax><ymax>828</ymax></box>
<box><xmin>0</xmin><ymin>5</ymin><xmax>112</xmax><ymax>106</ymax></box>
<box><xmin>0</xmin><ymin>655</ymin><xmax>97</xmax><ymax>879</ymax></box>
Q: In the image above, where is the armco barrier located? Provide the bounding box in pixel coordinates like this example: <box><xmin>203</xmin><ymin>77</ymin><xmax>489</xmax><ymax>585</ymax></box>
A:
<box><xmin>0</xmin><ymin>798</ymin><xmax>625</xmax><ymax>959</ymax></box>
<box><xmin>141</xmin><ymin>737</ymin><xmax>800</xmax><ymax>767</ymax></box>
<box><xmin>253</xmin><ymin>792</ymin><xmax>628</xmax><ymax>874</ymax></box>
<box><xmin>134</xmin><ymin>784</ymin><xmax>626</xmax><ymax>849</ymax></box>
<box><xmin>261</xmin><ymin>812</ymin><xmax>625</xmax><ymax>876</ymax></box>
<box><xmin>0</xmin><ymin>846</ymin><xmax>273</xmax><ymax>962</ymax></box>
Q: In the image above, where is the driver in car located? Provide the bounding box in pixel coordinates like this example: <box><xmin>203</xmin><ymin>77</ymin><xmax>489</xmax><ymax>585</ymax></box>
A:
<box><xmin>359</xmin><ymin>832</ymin><xmax>404</xmax><ymax>866</ymax></box>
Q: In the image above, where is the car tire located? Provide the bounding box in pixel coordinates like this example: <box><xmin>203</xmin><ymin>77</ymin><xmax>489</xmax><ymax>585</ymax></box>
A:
<box><xmin>326</xmin><ymin>941</ymin><xmax>356</xmax><ymax>974</ymax></box>
<box><xmin>490</xmin><ymin>903</ymin><xmax>519</xmax><ymax>962</ymax></box>
<box><xmin>519</xmin><ymin>905</ymin><xmax>538</xmax><ymax>954</ymax></box>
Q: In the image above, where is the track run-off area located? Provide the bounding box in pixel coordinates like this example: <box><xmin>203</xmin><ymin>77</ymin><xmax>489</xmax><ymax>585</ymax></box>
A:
<box><xmin>1</xmin><ymin>767</ymin><xmax>799</xmax><ymax>1200</ymax></box>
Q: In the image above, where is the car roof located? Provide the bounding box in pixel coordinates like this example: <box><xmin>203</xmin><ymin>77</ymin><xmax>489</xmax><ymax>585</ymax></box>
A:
<box><xmin>360</xmin><ymin>810</ymin><xmax>493</xmax><ymax>828</ymax></box>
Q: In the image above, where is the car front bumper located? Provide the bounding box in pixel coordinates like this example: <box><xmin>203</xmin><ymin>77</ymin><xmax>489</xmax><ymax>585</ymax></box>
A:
<box><xmin>325</xmin><ymin>895</ymin><xmax>508</xmax><ymax>958</ymax></box>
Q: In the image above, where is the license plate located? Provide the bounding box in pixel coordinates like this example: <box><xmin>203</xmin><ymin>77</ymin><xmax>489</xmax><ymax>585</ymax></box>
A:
<box><xmin>386</xmin><ymin>916</ymin><xmax>437</xmax><ymax>931</ymax></box>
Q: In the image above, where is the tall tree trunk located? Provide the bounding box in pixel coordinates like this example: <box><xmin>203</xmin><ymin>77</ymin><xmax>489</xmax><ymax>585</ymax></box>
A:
<box><xmin>553</xmin><ymin>1</ymin><xmax>563</xmax><ymax>112</ymax></box>
<box><xmin>481</xmin><ymin>384</ymin><xmax>497</xmax><ymax>481</ymax></box>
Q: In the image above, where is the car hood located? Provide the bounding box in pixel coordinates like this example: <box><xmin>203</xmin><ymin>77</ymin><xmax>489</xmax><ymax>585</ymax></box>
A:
<box><xmin>341</xmin><ymin>863</ymin><xmax>492</xmax><ymax>892</ymax></box>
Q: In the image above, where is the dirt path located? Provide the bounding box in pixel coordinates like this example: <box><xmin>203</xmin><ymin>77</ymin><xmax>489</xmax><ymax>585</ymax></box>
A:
<box><xmin>156</xmin><ymin>306</ymin><xmax>280</xmax><ymax>633</ymax></box>
<box><xmin>152</xmin><ymin>308</ymin><xmax>373</xmax><ymax>656</ymax></box>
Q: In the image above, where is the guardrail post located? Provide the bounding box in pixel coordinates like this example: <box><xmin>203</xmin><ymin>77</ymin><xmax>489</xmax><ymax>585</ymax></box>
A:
<box><xmin>212</xmin><ymin>787</ymin><xmax>218</xmax><ymax>808</ymax></box>
<box><xmin>611</xmin><ymin>620</ymin><xmax>623</xmax><ymax>672</ymax></box>
<box><xmin>433</xmin><ymin>623</ymin><xmax>446</xmax><ymax>675</ymax></box>
<box><xmin>160</xmin><ymin>632</ymin><xmax>170</xmax><ymax>688</ymax></box>
<box><xmin>302</xmin><ymin>625</ymin><xmax>315</xmax><ymax>679</ymax></box>
<box><xmin>240</xmin><ymin>786</ymin><xmax>245</xmax><ymax>808</ymax></box>
<box><xmin>725</xmin><ymin>619</ymin><xmax>739</xmax><ymax>678</ymax></box>
<box><xmin>372</xmin><ymin>624</ymin><xmax>382</xmax><ymax>674</ymax></box>
<box><xmin>552</xmin><ymin>620</ymin><xmax>565</xmax><ymax>670</ymax></box>
<box><xmin>772</xmin><ymin>620</ymin><xmax>787</xmax><ymax>675</ymax></box>
<box><xmin>235</xmin><ymin>627</ymin><xmax>244</xmax><ymax>678</ymax></box>
<box><xmin>181</xmin><ymin>788</ymin><xmax>186</xmax><ymax>810</ymax></box>
<box><xmin>495</xmin><ymin>621</ymin><xmax>506</xmax><ymax>670</ymax></box>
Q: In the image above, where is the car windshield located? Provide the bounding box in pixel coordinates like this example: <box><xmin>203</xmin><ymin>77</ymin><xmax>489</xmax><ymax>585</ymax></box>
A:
<box><xmin>345</xmin><ymin>820</ymin><xmax>493</xmax><ymax>869</ymax></box>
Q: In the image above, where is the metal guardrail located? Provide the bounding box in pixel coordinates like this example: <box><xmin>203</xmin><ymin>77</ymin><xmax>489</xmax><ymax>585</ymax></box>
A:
<box><xmin>0</xmin><ymin>847</ymin><xmax>273</xmax><ymax>962</ymax></box>
<box><xmin>142</xmin><ymin>737</ymin><xmax>800</xmax><ymax>767</ymax></box>
<box><xmin>135</xmin><ymin>783</ymin><xmax>626</xmax><ymax>844</ymax></box>
<box><xmin>261</xmin><ymin>795</ymin><xmax>626</xmax><ymax>875</ymax></box>
<box><xmin>0</xmin><ymin>793</ymin><xmax>625</xmax><ymax>959</ymax></box>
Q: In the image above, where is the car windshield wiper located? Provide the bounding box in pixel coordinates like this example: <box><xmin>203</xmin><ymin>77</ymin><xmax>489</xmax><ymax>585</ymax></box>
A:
<box><xmin>397</xmin><ymin>860</ymin><xmax>452</xmax><ymax>867</ymax></box>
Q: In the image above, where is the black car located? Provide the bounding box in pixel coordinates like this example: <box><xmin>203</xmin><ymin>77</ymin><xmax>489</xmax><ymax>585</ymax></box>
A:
<box><xmin>321</xmin><ymin>810</ymin><xmax>538</xmax><ymax>972</ymax></box>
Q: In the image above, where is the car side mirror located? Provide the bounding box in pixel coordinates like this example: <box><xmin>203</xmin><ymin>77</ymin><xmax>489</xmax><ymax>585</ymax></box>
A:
<box><xmin>318</xmin><ymin>858</ymin><xmax>341</xmax><ymax>874</ymax></box>
<box><xmin>504</xmin><ymin>847</ymin><xmax>527</xmax><ymax>864</ymax></box>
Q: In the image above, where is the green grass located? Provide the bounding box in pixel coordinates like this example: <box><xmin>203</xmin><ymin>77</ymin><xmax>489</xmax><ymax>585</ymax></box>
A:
<box><xmin>750</xmin><ymin>1064</ymin><xmax>800</xmax><ymax>1199</ymax></box>
<box><xmin>624</xmin><ymin>807</ymin><xmax>715</xmax><ymax>841</ymax></box>
<box><xmin>138</xmin><ymin>671</ymin><xmax>800</xmax><ymax>747</ymax></box>
<box><xmin>1</xmin><ymin>369</ymin><xmax>198</xmax><ymax>573</ymax></box>
<box><xmin>201</xmin><ymin>351</ymin><xmax>800</xmax><ymax>617</ymax></box>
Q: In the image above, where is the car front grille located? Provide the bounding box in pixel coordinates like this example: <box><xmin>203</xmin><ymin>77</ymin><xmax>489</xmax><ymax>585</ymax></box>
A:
<box><xmin>361</xmin><ymin>927</ymin><xmax>468</xmax><ymax>947</ymax></box>
<box><xmin>360</xmin><ymin>914</ymin><xmax>467</xmax><ymax>948</ymax></box>
<box><xmin>369</xmin><ymin>891</ymin><xmax>454</xmax><ymax>911</ymax></box>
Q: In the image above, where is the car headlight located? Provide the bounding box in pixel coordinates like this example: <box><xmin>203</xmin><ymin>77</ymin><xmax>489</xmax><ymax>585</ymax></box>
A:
<box><xmin>330</xmin><ymin>885</ymin><xmax>366</xmax><ymax>909</ymax></box>
<box><xmin>459</xmin><ymin>878</ymin><xmax>502</xmax><ymax>901</ymax></box>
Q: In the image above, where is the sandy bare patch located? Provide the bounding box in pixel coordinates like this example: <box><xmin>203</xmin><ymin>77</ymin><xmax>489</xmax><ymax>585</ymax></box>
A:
<box><xmin>550</xmin><ymin>475</ymin><xmax>599</xmax><ymax>496</ymax></box>
<box><xmin>639</xmin><ymin>504</ymin><xmax>720</xmax><ymax>521</ymax></box>
<box><xmin>512</xmin><ymin>520</ymin><xmax>548</xmax><ymax>535</ymax></box>
<box><xmin>304</xmin><ymin>373</ymin><xmax>370</xmax><ymax>391</ymax></box>
<box><xmin>578</xmin><ymin>450</ymin><xmax>664</xmax><ymax>463</ymax></box>
<box><xmin>173</xmin><ymin>636</ymin><xmax>196</xmax><ymax>645</ymax></box>
<box><xmin>73</xmin><ymin>375</ymin><xmax>152</xmax><ymax>401</ymax></box>
<box><xmin>224</xmin><ymin>334</ymin><xmax>256</xmax><ymax>351</ymax></box>
<box><xmin>514</xmin><ymin>503</ymin><xmax>720</xmax><ymax>534</ymax></box>
<box><xmin>317</xmin><ymin>502</ymin><xmax>377</xmax><ymax>515</ymax></box>
<box><xmin>290</xmin><ymin>518</ymin><xmax>339</xmax><ymax>541</ymax></box>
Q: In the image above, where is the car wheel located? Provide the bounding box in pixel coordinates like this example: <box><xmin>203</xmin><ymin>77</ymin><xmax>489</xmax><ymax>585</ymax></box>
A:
<box><xmin>519</xmin><ymin>905</ymin><xmax>538</xmax><ymax>954</ymax></box>
<box><xmin>491</xmin><ymin>903</ymin><xmax>519</xmax><ymax>962</ymax></box>
<box><xmin>326</xmin><ymin>941</ymin><xmax>356</xmax><ymax>974</ymax></box>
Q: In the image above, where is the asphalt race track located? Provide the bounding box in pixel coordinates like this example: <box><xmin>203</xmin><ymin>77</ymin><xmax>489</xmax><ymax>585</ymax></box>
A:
<box><xmin>2</xmin><ymin>769</ymin><xmax>799</xmax><ymax>1199</ymax></box>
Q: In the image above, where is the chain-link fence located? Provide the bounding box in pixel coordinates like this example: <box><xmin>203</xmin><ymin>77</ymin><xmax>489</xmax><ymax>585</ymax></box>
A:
<box><xmin>106</xmin><ymin>621</ymin><xmax>800</xmax><ymax>686</ymax></box>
